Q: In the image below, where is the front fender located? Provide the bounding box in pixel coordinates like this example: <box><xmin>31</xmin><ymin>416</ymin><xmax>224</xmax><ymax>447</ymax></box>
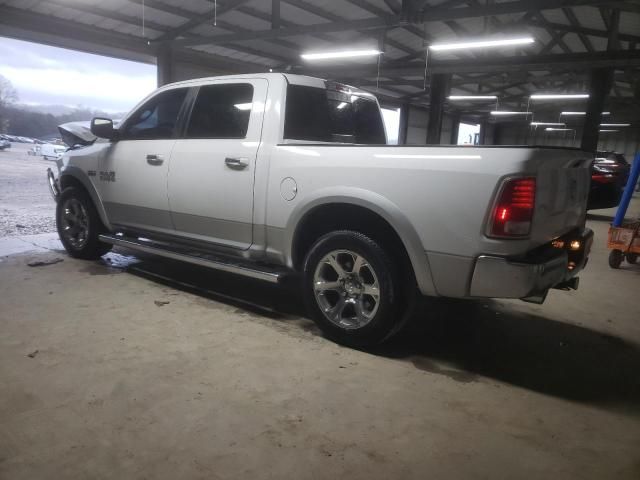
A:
<box><xmin>283</xmin><ymin>186</ymin><xmax>437</xmax><ymax>296</ymax></box>
<box><xmin>59</xmin><ymin>165</ymin><xmax>112</xmax><ymax>231</ymax></box>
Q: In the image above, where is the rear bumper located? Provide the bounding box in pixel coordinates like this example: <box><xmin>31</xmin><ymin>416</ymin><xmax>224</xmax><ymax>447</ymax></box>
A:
<box><xmin>469</xmin><ymin>228</ymin><xmax>593</xmax><ymax>299</ymax></box>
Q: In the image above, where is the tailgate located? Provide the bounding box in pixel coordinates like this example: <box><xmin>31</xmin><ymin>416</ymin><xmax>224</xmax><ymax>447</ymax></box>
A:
<box><xmin>529</xmin><ymin>149</ymin><xmax>593</xmax><ymax>243</ymax></box>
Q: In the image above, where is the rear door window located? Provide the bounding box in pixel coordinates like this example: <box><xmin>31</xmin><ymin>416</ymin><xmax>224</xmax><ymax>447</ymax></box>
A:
<box><xmin>121</xmin><ymin>88</ymin><xmax>188</xmax><ymax>140</ymax></box>
<box><xmin>284</xmin><ymin>84</ymin><xmax>385</xmax><ymax>144</ymax></box>
<box><xmin>185</xmin><ymin>83</ymin><xmax>254</xmax><ymax>139</ymax></box>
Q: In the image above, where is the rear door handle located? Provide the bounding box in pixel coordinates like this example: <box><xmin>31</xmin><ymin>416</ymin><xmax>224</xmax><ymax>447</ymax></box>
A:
<box><xmin>225</xmin><ymin>157</ymin><xmax>249</xmax><ymax>169</ymax></box>
<box><xmin>146</xmin><ymin>154</ymin><xmax>164</xmax><ymax>166</ymax></box>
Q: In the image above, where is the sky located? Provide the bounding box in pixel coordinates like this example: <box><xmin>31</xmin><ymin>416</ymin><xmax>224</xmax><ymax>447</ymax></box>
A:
<box><xmin>0</xmin><ymin>36</ymin><xmax>401</xmax><ymax>138</ymax></box>
<box><xmin>0</xmin><ymin>37</ymin><xmax>157</xmax><ymax>113</ymax></box>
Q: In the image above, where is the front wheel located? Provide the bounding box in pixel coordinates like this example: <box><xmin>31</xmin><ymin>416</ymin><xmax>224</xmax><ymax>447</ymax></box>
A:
<box><xmin>626</xmin><ymin>253</ymin><xmax>638</xmax><ymax>265</ymax></box>
<box><xmin>302</xmin><ymin>230</ymin><xmax>408</xmax><ymax>348</ymax></box>
<box><xmin>56</xmin><ymin>186</ymin><xmax>112</xmax><ymax>259</ymax></box>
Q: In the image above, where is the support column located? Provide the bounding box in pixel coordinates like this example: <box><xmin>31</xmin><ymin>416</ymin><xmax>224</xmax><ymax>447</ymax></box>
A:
<box><xmin>156</xmin><ymin>43</ymin><xmax>174</xmax><ymax>87</ymax></box>
<box><xmin>449</xmin><ymin>113</ymin><xmax>461</xmax><ymax>145</ymax></box>
<box><xmin>398</xmin><ymin>104</ymin><xmax>410</xmax><ymax>145</ymax></box>
<box><xmin>271</xmin><ymin>0</ymin><xmax>280</xmax><ymax>29</ymax></box>
<box><xmin>580</xmin><ymin>68</ymin><xmax>613</xmax><ymax>152</ymax></box>
<box><xmin>426</xmin><ymin>73</ymin><xmax>450</xmax><ymax>144</ymax></box>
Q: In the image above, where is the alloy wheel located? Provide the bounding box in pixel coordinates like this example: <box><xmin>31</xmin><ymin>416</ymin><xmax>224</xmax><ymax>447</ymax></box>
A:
<box><xmin>313</xmin><ymin>249</ymin><xmax>381</xmax><ymax>329</ymax></box>
<box><xmin>60</xmin><ymin>197</ymin><xmax>89</xmax><ymax>249</ymax></box>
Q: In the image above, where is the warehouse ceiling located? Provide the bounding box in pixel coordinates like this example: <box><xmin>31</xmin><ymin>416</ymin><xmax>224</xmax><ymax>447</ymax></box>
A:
<box><xmin>1</xmin><ymin>0</ymin><xmax>639</xmax><ymax>117</ymax></box>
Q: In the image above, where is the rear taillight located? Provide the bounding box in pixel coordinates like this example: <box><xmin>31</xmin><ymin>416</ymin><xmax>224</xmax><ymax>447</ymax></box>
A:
<box><xmin>490</xmin><ymin>177</ymin><xmax>536</xmax><ymax>237</ymax></box>
<box><xmin>591</xmin><ymin>173</ymin><xmax>616</xmax><ymax>184</ymax></box>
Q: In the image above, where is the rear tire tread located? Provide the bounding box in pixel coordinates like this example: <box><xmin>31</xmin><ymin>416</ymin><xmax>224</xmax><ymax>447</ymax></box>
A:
<box><xmin>302</xmin><ymin>229</ymin><xmax>412</xmax><ymax>348</ymax></box>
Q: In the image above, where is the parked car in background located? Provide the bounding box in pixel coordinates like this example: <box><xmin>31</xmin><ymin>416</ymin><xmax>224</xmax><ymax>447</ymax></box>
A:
<box><xmin>41</xmin><ymin>143</ymin><xmax>67</xmax><ymax>160</ymax></box>
<box><xmin>587</xmin><ymin>151</ymin><xmax>630</xmax><ymax>210</ymax></box>
<box><xmin>0</xmin><ymin>138</ymin><xmax>10</xmax><ymax>151</ymax></box>
<box><xmin>28</xmin><ymin>145</ymin><xmax>42</xmax><ymax>156</ymax></box>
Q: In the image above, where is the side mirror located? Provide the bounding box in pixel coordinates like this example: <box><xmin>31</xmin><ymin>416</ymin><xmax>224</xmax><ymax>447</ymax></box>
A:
<box><xmin>90</xmin><ymin>117</ymin><xmax>117</xmax><ymax>140</ymax></box>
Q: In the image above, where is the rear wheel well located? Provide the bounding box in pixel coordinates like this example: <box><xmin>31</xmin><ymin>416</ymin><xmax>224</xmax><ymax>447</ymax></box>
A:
<box><xmin>292</xmin><ymin>203</ymin><xmax>413</xmax><ymax>277</ymax></box>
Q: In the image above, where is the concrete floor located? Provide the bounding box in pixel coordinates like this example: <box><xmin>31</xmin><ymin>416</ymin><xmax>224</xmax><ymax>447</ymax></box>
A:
<box><xmin>1</xmin><ymin>157</ymin><xmax>640</xmax><ymax>478</ymax></box>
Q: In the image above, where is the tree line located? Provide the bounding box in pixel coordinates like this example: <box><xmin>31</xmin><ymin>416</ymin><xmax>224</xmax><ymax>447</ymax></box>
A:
<box><xmin>2</xmin><ymin>106</ymin><xmax>102</xmax><ymax>139</ymax></box>
<box><xmin>0</xmin><ymin>74</ymin><xmax>119</xmax><ymax>139</ymax></box>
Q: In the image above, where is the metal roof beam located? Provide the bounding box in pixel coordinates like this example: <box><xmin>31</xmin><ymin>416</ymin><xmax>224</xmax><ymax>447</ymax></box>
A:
<box><xmin>124</xmin><ymin>0</ymin><xmax>300</xmax><ymax>65</ymax></box>
<box><xmin>46</xmin><ymin>0</ymin><xmax>170</xmax><ymax>37</ymax></box>
<box><xmin>562</xmin><ymin>7</ymin><xmax>595</xmax><ymax>53</ymax></box>
<box><xmin>526</xmin><ymin>18</ymin><xmax>640</xmax><ymax>43</ymax></box>
<box><xmin>302</xmin><ymin>50</ymin><xmax>640</xmax><ymax>77</ymax></box>
<box><xmin>281</xmin><ymin>0</ymin><xmax>418</xmax><ymax>56</ymax></box>
<box><xmin>48</xmin><ymin>0</ymin><xmax>294</xmax><ymax>65</ymax></box>
<box><xmin>168</xmin><ymin>0</ymin><xmax>626</xmax><ymax>48</ymax></box>
<box><xmin>536</xmin><ymin>12</ymin><xmax>572</xmax><ymax>55</ymax></box>
<box><xmin>346</xmin><ymin>0</ymin><xmax>430</xmax><ymax>42</ymax></box>
<box><xmin>0</xmin><ymin>5</ymin><xmax>265</xmax><ymax>72</ymax></box>
<box><xmin>157</xmin><ymin>0</ymin><xmax>252</xmax><ymax>41</ymax></box>
<box><xmin>171</xmin><ymin>16</ymin><xmax>399</xmax><ymax>47</ymax></box>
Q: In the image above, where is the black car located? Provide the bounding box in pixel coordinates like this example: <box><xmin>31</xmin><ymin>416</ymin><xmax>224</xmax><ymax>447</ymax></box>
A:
<box><xmin>587</xmin><ymin>151</ymin><xmax>631</xmax><ymax>210</ymax></box>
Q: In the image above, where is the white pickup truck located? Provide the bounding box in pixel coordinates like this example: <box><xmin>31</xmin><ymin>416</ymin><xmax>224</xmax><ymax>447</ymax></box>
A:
<box><xmin>48</xmin><ymin>73</ymin><xmax>593</xmax><ymax>347</ymax></box>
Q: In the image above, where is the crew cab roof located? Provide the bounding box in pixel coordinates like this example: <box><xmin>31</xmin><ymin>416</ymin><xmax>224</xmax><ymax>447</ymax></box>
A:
<box><xmin>160</xmin><ymin>73</ymin><xmax>373</xmax><ymax>100</ymax></box>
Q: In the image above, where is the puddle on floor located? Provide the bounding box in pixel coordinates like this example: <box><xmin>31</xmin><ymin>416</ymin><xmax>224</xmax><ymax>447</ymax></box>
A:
<box><xmin>81</xmin><ymin>252</ymin><xmax>141</xmax><ymax>275</ymax></box>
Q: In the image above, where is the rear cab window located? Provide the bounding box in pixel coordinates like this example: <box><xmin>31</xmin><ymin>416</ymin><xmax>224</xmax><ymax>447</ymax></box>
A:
<box><xmin>284</xmin><ymin>83</ymin><xmax>386</xmax><ymax>144</ymax></box>
<box><xmin>186</xmin><ymin>83</ymin><xmax>254</xmax><ymax>139</ymax></box>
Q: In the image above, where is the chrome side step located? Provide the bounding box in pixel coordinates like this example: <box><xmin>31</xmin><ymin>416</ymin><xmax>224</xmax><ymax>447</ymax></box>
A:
<box><xmin>98</xmin><ymin>234</ymin><xmax>287</xmax><ymax>283</ymax></box>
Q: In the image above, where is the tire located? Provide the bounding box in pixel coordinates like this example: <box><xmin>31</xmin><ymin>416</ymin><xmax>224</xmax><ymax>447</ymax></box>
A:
<box><xmin>608</xmin><ymin>249</ymin><xmax>623</xmax><ymax>269</ymax></box>
<box><xmin>56</xmin><ymin>186</ymin><xmax>112</xmax><ymax>259</ymax></box>
<box><xmin>302</xmin><ymin>230</ymin><xmax>408</xmax><ymax>348</ymax></box>
<box><xmin>626</xmin><ymin>253</ymin><xmax>638</xmax><ymax>264</ymax></box>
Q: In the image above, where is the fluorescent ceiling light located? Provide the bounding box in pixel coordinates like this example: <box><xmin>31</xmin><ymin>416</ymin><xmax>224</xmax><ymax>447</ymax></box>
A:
<box><xmin>448</xmin><ymin>95</ymin><xmax>497</xmax><ymax>101</ymax></box>
<box><xmin>530</xmin><ymin>94</ymin><xmax>589</xmax><ymax>100</ymax></box>
<box><xmin>336</xmin><ymin>102</ymin><xmax>348</xmax><ymax>110</ymax></box>
<box><xmin>430</xmin><ymin>37</ymin><xmax>534</xmax><ymax>51</ymax></box>
<box><xmin>545</xmin><ymin>128</ymin><xmax>574</xmax><ymax>131</ymax></box>
<box><xmin>490</xmin><ymin>111</ymin><xmax>531</xmax><ymax>116</ymax></box>
<box><xmin>531</xmin><ymin>122</ymin><xmax>565</xmax><ymax>126</ymax></box>
<box><xmin>600</xmin><ymin>123</ymin><xmax>630</xmax><ymax>127</ymax></box>
<box><xmin>599</xmin><ymin>129</ymin><xmax>619</xmax><ymax>133</ymax></box>
<box><xmin>301</xmin><ymin>49</ymin><xmax>381</xmax><ymax>60</ymax></box>
<box><xmin>234</xmin><ymin>103</ymin><xmax>252</xmax><ymax>110</ymax></box>
<box><xmin>560</xmin><ymin>111</ymin><xmax>610</xmax><ymax>116</ymax></box>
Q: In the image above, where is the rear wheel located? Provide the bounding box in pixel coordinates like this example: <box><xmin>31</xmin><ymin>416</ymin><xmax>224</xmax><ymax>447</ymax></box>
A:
<box><xmin>56</xmin><ymin>187</ymin><xmax>112</xmax><ymax>259</ymax></box>
<box><xmin>626</xmin><ymin>253</ymin><xmax>638</xmax><ymax>264</ymax></box>
<box><xmin>302</xmin><ymin>230</ymin><xmax>409</xmax><ymax>348</ymax></box>
<box><xmin>608</xmin><ymin>249</ymin><xmax>623</xmax><ymax>269</ymax></box>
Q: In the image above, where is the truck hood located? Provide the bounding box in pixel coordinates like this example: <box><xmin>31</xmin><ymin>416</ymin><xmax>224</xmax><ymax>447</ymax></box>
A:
<box><xmin>58</xmin><ymin>121</ymin><xmax>95</xmax><ymax>147</ymax></box>
<box><xmin>58</xmin><ymin>120</ymin><xmax>121</xmax><ymax>148</ymax></box>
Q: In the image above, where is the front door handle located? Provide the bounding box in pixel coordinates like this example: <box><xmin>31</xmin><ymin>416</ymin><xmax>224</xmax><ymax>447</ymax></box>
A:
<box><xmin>146</xmin><ymin>154</ymin><xmax>164</xmax><ymax>166</ymax></box>
<box><xmin>225</xmin><ymin>157</ymin><xmax>249</xmax><ymax>170</ymax></box>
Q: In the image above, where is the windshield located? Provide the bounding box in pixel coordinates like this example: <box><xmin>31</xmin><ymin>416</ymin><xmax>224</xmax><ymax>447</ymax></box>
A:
<box><xmin>284</xmin><ymin>84</ymin><xmax>386</xmax><ymax>144</ymax></box>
